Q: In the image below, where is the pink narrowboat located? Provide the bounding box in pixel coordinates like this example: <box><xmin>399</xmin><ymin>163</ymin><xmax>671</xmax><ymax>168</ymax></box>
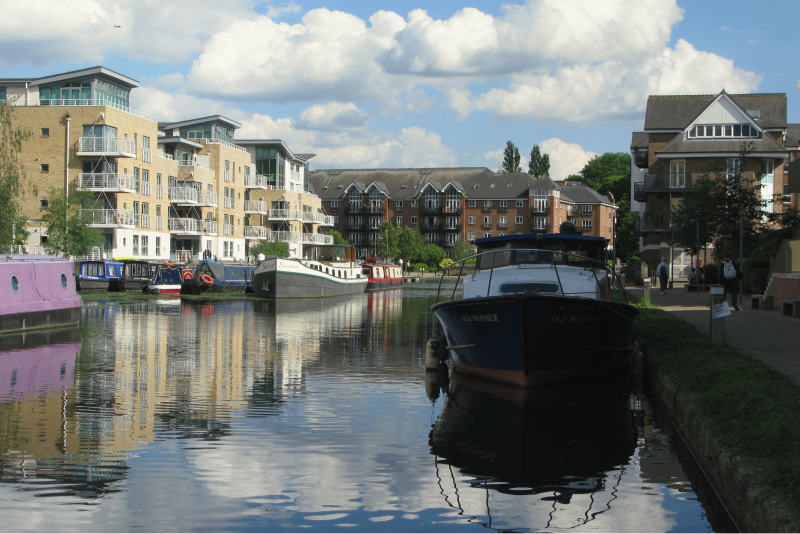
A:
<box><xmin>0</xmin><ymin>255</ymin><xmax>82</xmax><ymax>334</ymax></box>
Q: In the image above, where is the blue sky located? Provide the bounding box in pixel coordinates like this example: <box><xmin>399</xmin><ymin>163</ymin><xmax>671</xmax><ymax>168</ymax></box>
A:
<box><xmin>1</xmin><ymin>0</ymin><xmax>797</xmax><ymax>178</ymax></box>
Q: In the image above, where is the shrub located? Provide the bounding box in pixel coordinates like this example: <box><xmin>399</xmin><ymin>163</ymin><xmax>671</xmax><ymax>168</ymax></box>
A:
<box><xmin>744</xmin><ymin>257</ymin><xmax>771</xmax><ymax>295</ymax></box>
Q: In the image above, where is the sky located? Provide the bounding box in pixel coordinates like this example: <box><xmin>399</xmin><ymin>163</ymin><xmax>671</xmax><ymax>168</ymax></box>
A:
<box><xmin>1</xmin><ymin>0</ymin><xmax>798</xmax><ymax>179</ymax></box>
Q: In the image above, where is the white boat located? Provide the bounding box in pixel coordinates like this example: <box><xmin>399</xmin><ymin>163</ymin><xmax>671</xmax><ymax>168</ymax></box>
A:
<box><xmin>252</xmin><ymin>244</ymin><xmax>368</xmax><ymax>298</ymax></box>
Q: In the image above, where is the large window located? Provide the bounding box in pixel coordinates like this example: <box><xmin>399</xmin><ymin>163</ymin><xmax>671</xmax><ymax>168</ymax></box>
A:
<box><xmin>670</xmin><ymin>160</ymin><xmax>686</xmax><ymax>188</ymax></box>
<box><xmin>688</xmin><ymin>123</ymin><xmax>759</xmax><ymax>138</ymax></box>
<box><xmin>255</xmin><ymin>148</ymin><xmax>285</xmax><ymax>189</ymax></box>
<box><xmin>727</xmin><ymin>158</ymin><xmax>740</xmax><ymax>178</ymax></box>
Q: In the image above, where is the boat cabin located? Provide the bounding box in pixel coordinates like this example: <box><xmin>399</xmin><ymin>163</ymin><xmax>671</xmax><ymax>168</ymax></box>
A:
<box><xmin>304</xmin><ymin>244</ymin><xmax>357</xmax><ymax>265</ymax></box>
<box><xmin>474</xmin><ymin>234</ymin><xmax>608</xmax><ymax>271</ymax></box>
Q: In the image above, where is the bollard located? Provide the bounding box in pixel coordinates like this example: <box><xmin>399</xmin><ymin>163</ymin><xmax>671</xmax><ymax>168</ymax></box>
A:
<box><xmin>643</xmin><ymin>278</ymin><xmax>651</xmax><ymax>300</ymax></box>
<box><xmin>425</xmin><ymin>338</ymin><xmax>441</xmax><ymax>370</ymax></box>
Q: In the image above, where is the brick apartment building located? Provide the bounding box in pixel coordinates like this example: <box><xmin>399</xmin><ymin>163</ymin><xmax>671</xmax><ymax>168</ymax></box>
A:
<box><xmin>630</xmin><ymin>90</ymin><xmax>799</xmax><ymax>276</ymax></box>
<box><xmin>309</xmin><ymin>168</ymin><xmax>617</xmax><ymax>259</ymax></box>
<box><xmin>0</xmin><ymin>66</ymin><xmax>333</xmax><ymax>262</ymax></box>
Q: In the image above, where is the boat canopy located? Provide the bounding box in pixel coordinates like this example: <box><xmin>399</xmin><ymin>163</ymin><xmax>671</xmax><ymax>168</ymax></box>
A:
<box><xmin>304</xmin><ymin>244</ymin><xmax>356</xmax><ymax>263</ymax></box>
<box><xmin>151</xmin><ymin>267</ymin><xmax>183</xmax><ymax>285</ymax></box>
<box><xmin>474</xmin><ymin>233</ymin><xmax>607</xmax><ymax>270</ymax></box>
<box><xmin>195</xmin><ymin>260</ymin><xmax>253</xmax><ymax>281</ymax></box>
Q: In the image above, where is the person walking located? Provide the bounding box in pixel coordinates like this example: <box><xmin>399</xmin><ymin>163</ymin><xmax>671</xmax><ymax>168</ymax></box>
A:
<box><xmin>719</xmin><ymin>252</ymin><xmax>742</xmax><ymax>311</ymax></box>
<box><xmin>656</xmin><ymin>257</ymin><xmax>669</xmax><ymax>294</ymax></box>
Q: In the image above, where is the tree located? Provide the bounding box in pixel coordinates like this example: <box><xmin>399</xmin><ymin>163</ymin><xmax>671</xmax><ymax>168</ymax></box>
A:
<box><xmin>325</xmin><ymin>229</ymin><xmax>350</xmax><ymax>245</ymax></box>
<box><xmin>500</xmin><ymin>141</ymin><xmax>521</xmax><ymax>173</ymax></box>
<box><xmin>250</xmin><ymin>240</ymin><xmax>290</xmax><ymax>258</ymax></box>
<box><xmin>375</xmin><ymin>220</ymin><xmax>400</xmax><ymax>260</ymax></box>
<box><xmin>528</xmin><ymin>144</ymin><xmax>550</xmax><ymax>178</ymax></box>
<box><xmin>0</xmin><ymin>101</ymin><xmax>33</xmax><ymax>249</ymax></box>
<box><xmin>395</xmin><ymin>225</ymin><xmax>425</xmax><ymax>268</ymax></box>
<box><xmin>451</xmin><ymin>240</ymin><xmax>476</xmax><ymax>262</ymax></box>
<box><xmin>40</xmin><ymin>187</ymin><xmax>102</xmax><ymax>257</ymax></box>
<box><xmin>671</xmin><ymin>176</ymin><xmax>717</xmax><ymax>278</ymax></box>
<box><xmin>417</xmin><ymin>243</ymin><xmax>447</xmax><ymax>270</ymax></box>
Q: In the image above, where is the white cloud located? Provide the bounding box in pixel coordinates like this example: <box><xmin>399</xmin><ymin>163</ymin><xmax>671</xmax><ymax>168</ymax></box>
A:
<box><xmin>131</xmin><ymin>86</ymin><xmax>247</xmax><ymax>123</ymax></box>
<box><xmin>264</xmin><ymin>1</ymin><xmax>301</xmax><ymax>19</ymax></box>
<box><xmin>0</xmin><ymin>0</ymin><xmax>256</xmax><ymax>66</ymax></box>
<box><xmin>796</xmin><ymin>79</ymin><xmax>800</xmax><ymax>93</ymax></box>
<box><xmin>539</xmin><ymin>138</ymin><xmax>598</xmax><ymax>180</ymax></box>
<box><xmin>295</xmin><ymin>102</ymin><xmax>370</xmax><ymax>131</ymax></box>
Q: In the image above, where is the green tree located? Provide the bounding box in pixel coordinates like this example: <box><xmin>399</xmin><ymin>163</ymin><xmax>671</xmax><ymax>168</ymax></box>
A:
<box><xmin>501</xmin><ymin>141</ymin><xmax>521</xmax><ymax>173</ymax></box>
<box><xmin>325</xmin><ymin>229</ymin><xmax>350</xmax><ymax>245</ymax></box>
<box><xmin>40</xmin><ymin>187</ymin><xmax>102</xmax><ymax>257</ymax></box>
<box><xmin>451</xmin><ymin>240</ymin><xmax>476</xmax><ymax>262</ymax></box>
<box><xmin>671</xmin><ymin>176</ymin><xmax>717</xmax><ymax>265</ymax></box>
<box><xmin>375</xmin><ymin>220</ymin><xmax>400</xmax><ymax>259</ymax></box>
<box><xmin>417</xmin><ymin>243</ymin><xmax>447</xmax><ymax>270</ymax></box>
<box><xmin>250</xmin><ymin>240</ymin><xmax>290</xmax><ymax>258</ymax></box>
<box><xmin>395</xmin><ymin>225</ymin><xmax>425</xmax><ymax>267</ymax></box>
<box><xmin>528</xmin><ymin>144</ymin><xmax>550</xmax><ymax>178</ymax></box>
<box><xmin>0</xmin><ymin>101</ymin><xmax>33</xmax><ymax>249</ymax></box>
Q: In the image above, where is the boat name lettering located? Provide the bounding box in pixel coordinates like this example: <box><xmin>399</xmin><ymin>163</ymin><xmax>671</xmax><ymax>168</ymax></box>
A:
<box><xmin>460</xmin><ymin>314</ymin><xmax>499</xmax><ymax>323</ymax></box>
<box><xmin>550</xmin><ymin>315</ymin><xmax>599</xmax><ymax>323</ymax></box>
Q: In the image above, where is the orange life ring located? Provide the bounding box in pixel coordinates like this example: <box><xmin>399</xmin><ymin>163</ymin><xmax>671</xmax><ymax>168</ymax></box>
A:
<box><xmin>183</xmin><ymin>270</ymin><xmax>193</xmax><ymax>281</ymax></box>
<box><xmin>200</xmin><ymin>274</ymin><xmax>214</xmax><ymax>285</ymax></box>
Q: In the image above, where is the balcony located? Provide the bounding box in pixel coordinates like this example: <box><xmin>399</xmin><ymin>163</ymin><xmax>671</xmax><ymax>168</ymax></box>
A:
<box><xmin>268</xmin><ymin>209</ymin><xmax>303</xmax><ymax>221</ymax></box>
<box><xmin>169</xmin><ymin>218</ymin><xmax>217</xmax><ymax>235</ymax></box>
<box><xmin>482</xmin><ymin>222</ymin><xmax>492</xmax><ymax>229</ymax></box>
<box><xmin>530</xmin><ymin>223</ymin><xmax>551</xmax><ymax>233</ymax></box>
<box><xmin>196</xmin><ymin>191</ymin><xmax>218</xmax><ymax>207</ymax></box>
<box><xmin>223</xmin><ymin>224</ymin><xmax>234</xmax><ymax>236</ymax></box>
<box><xmin>77</xmin><ymin>173</ymin><xmax>136</xmax><ymax>193</ymax></box>
<box><xmin>140</xmin><ymin>214</ymin><xmax>151</xmax><ymax>229</ymax></box>
<box><xmin>636</xmin><ymin>212</ymin><xmax>674</xmax><ymax>233</ymax></box>
<box><xmin>345</xmin><ymin>223</ymin><xmax>364</xmax><ymax>231</ymax></box>
<box><xmin>363</xmin><ymin>239</ymin><xmax>377</xmax><ymax>247</ymax></box>
<box><xmin>157</xmin><ymin>149</ymin><xmax>174</xmax><ymax>161</ymax></box>
<box><xmin>142</xmin><ymin>147</ymin><xmax>153</xmax><ymax>163</ymax></box>
<box><xmin>77</xmin><ymin>137</ymin><xmax>136</xmax><ymax>157</ymax></box>
<box><xmin>444</xmin><ymin>224</ymin><xmax>462</xmax><ymax>232</ymax></box>
<box><xmin>224</xmin><ymin>197</ymin><xmax>234</xmax><ymax>209</ymax></box>
<box><xmin>178</xmin><ymin>157</ymin><xmax>213</xmax><ymax>171</ymax></box>
<box><xmin>266</xmin><ymin>231</ymin><xmax>302</xmax><ymax>243</ymax></box>
<box><xmin>303</xmin><ymin>212</ymin><xmax>336</xmax><ymax>226</ymax></box>
<box><xmin>531</xmin><ymin>205</ymin><xmax>550</xmax><ymax>215</ymax></box>
<box><xmin>244</xmin><ymin>226</ymin><xmax>267</xmax><ymax>239</ymax></box>
<box><xmin>498</xmin><ymin>222</ymin><xmax>508</xmax><ymax>229</ymax></box>
<box><xmin>483</xmin><ymin>205</ymin><xmax>493</xmax><ymax>212</ymax></box>
<box><xmin>633</xmin><ymin>183</ymin><xmax>647</xmax><ymax>203</ymax></box>
<box><xmin>245</xmin><ymin>174</ymin><xmax>273</xmax><ymax>190</ymax></box>
<box><xmin>641</xmin><ymin>173</ymin><xmax>700</xmax><ymax>193</ymax></box>
<box><xmin>443</xmin><ymin>239</ymin><xmax>459</xmax><ymax>248</ymax></box>
<box><xmin>79</xmin><ymin>209</ymin><xmax>135</xmax><ymax>228</ymax></box>
<box><xmin>156</xmin><ymin>184</ymin><xmax>165</xmax><ymax>199</ymax></box>
<box><xmin>420</xmin><ymin>205</ymin><xmax>442</xmax><ymax>215</ymax></box>
<box><xmin>245</xmin><ymin>200</ymin><xmax>268</xmax><ymax>215</ymax></box>
<box><xmin>224</xmin><ymin>170</ymin><xmax>233</xmax><ymax>182</ymax></box>
<box><xmin>155</xmin><ymin>216</ymin><xmax>163</xmax><ymax>230</ymax></box>
<box><xmin>345</xmin><ymin>205</ymin><xmax>385</xmax><ymax>215</ymax></box>
<box><xmin>169</xmin><ymin>187</ymin><xmax>200</xmax><ymax>205</ymax></box>
<box><xmin>141</xmin><ymin>181</ymin><xmax>152</xmax><ymax>197</ymax></box>
<box><xmin>3</xmin><ymin>98</ymin><xmax>152</xmax><ymax>121</ymax></box>
<box><xmin>422</xmin><ymin>223</ymin><xmax>442</xmax><ymax>231</ymax></box>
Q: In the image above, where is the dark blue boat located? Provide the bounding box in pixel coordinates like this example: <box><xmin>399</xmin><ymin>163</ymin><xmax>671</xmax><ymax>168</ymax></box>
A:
<box><xmin>76</xmin><ymin>260</ymin><xmax>124</xmax><ymax>291</ymax></box>
<box><xmin>181</xmin><ymin>260</ymin><xmax>254</xmax><ymax>295</ymax></box>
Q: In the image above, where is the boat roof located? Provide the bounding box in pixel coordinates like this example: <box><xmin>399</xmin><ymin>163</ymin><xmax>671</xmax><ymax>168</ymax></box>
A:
<box><xmin>475</xmin><ymin>233</ymin><xmax>608</xmax><ymax>246</ymax></box>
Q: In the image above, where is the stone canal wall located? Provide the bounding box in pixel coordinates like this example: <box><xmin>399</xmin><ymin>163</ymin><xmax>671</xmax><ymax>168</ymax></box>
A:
<box><xmin>646</xmin><ymin>363</ymin><xmax>800</xmax><ymax>532</ymax></box>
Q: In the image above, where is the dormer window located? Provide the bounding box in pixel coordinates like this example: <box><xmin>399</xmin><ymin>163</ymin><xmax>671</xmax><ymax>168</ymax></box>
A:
<box><xmin>688</xmin><ymin>124</ymin><xmax>759</xmax><ymax>138</ymax></box>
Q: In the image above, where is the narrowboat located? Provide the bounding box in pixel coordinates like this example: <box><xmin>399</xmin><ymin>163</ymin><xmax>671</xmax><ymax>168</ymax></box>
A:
<box><xmin>0</xmin><ymin>255</ymin><xmax>82</xmax><ymax>334</ymax></box>
<box><xmin>430</xmin><ymin>231</ymin><xmax>639</xmax><ymax>387</ymax></box>
<box><xmin>361</xmin><ymin>260</ymin><xmax>404</xmax><ymax>291</ymax></box>
<box><xmin>146</xmin><ymin>265</ymin><xmax>184</xmax><ymax>294</ymax></box>
<box><xmin>76</xmin><ymin>259</ymin><xmax>124</xmax><ymax>291</ymax></box>
<box><xmin>252</xmin><ymin>245</ymin><xmax>368</xmax><ymax>298</ymax></box>
<box><xmin>181</xmin><ymin>259</ymin><xmax>254</xmax><ymax>295</ymax></box>
<box><xmin>118</xmin><ymin>260</ymin><xmax>152</xmax><ymax>292</ymax></box>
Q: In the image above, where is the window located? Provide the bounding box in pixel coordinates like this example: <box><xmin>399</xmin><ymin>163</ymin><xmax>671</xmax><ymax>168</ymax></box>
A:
<box><xmin>670</xmin><ymin>160</ymin><xmax>685</xmax><ymax>188</ymax></box>
<box><xmin>468</xmin><ymin>216</ymin><xmax>476</xmax><ymax>224</ymax></box>
<box><xmin>41</xmin><ymin>128</ymin><xmax>49</xmax><ymax>137</ymax></box>
<box><xmin>330</xmin><ymin>201</ymin><xmax>339</xmax><ymax>212</ymax></box>
<box><xmin>411</xmin><ymin>199</ymin><xmax>418</xmax><ymax>208</ymax></box>
<box><xmin>468</xmin><ymin>233</ymin><xmax>476</xmax><ymax>240</ymax></box>
<box><xmin>515</xmin><ymin>216</ymin><xmax>523</xmax><ymax>224</ymax></box>
<box><xmin>468</xmin><ymin>200</ymin><xmax>476</xmax><ymax>208</ymax></box>
<box><xmin>484</xmin><ymin>200</ymin><xmax>492</xmax><ymax>210</ymax></box>
<box><xmin>582</xmin><ymin>220</ymin><xmax>592</xmax><ymax>231</ymax></box>
<box><xmin>484</xmin><ymin>233</ymin><xmax>491</xmax><ymax>238</ymax></box>
<box><xmin>688</xmin><ymin>123</ymin><xmax>759</xmax><ymax>138</ymax></box>
<box><xmin>516</xmin><ymin>200</ymin><xmax>523</xmax><ymax>207</ymax></box>
<box><xmin>40</xmin><ymin>164</ymin><xmax>49</xmax><ymax>173</ymax></box>
<box><xmin>727</xmin><ymin>158</ymin><xmax>740</xmax><ymax>178</ymax></box>
<box><xmin>483</xmin><ymin>216</ymin><xmax>491</xmax><ymax>228</ymax></box>
<box><xmin>411</xmin><ymin>216</ymin><xmax>418</xmax><ymax>225</ymax></box>
<box><xmin>333</xmin><ymin>216</ymin><xmax>338</xmax><ymax>225</ymax></box>
<box><xmin>141</xmin><ymin>236</ymin><xmax>148</xmax><ymax>257</ymax></box>
<box><xmin>132</xmin><ymin>235</ymin><xmax>139</xmax><ymax>256</ymax></box>
<box><xmin>499</xmin><ymin>216</ymin><xmax>508</xmax><ymax>228</ymax></box>
<box><xmin>156</xmin><ymin>236</ymin><xmax>161</xmax><ymax>255</ymax></box>
<box><xmin>582</xmin><ymin>205</ymin><xmax>592</xmax><ymax>215</ymax></box>
<box><xmin>396</xmin><ymin>200</ymin><xmax>403</xmax><ymax>211</ymax></box>
<box><xmin>396</xmin><ymin>216</ymin><xmax>403</xmax><ymax>225</ymax></box>
<box><xmin>499</xmin><ymin>200</ymin><xmax>508</xmax><ymax>211</ymax></box>
<box><xmin>40</xmin><ymin>199</ymin><xmax>48</xmax><ymax>209</ymax></box>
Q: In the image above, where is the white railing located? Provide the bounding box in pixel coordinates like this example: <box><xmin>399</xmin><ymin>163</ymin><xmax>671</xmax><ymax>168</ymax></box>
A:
<box><xmin>224</xmin><ymin>170</ymin><xmax>233</xmax><ymax>182</ymax></box>
<box><xmin>178</xmin><ymin>157</ymin><xmax>213</xmax><ymax>171</ymax></box>
<box><xmin>169</xmin><ymin>187</ymin><xmax>200</xmax><ymax>203</ymax></box>
<box><xmin>141</xmin><ymin>181</ymin><xmax>152</xmax><ymax>197</ymax></box>
<box><xmin>175</xmin><ymin>250</ymin><xmax>193</xmax><ymax>264</ymax></box>
<box><xmin>244</xmin><ymin>200</ymin><xmax>268</xmax><ymax>213</ymax></box>
<box><xmin>78</xmin><ymin>137</ymin><xmax>137</xmax><ymax>156</ymax></box>
<box><xmin>140</xmin><ymin>214</ymin><xmax>151</xmax><ymax>229</ymax></box>
<box><xmin>79</xmin><ymin>209</ymin><xmax>135</xmax><ymax>227</ymax></box>
<box><xmin>156</xmin><ymin>184</ymin><xmax>164</xmax><ymax>199</ymax></box>
<box><xmin>142</xmin><ymin>147</ymin><xmax>152</xmax><ymax>163</ymax></box>
<box><xmin>198</xmin><ymin>191</ymin><xmax>218</xmax><ymax>206</ymax></box>
<box><xmin>3</xmin><ymin>97</ymin><xmax>153</xmax><ymax>121</ymax></box>
<box><xmin>77</xmin><ymin>173</ymin><xmax>136</xmax><ymax>192</ymax></box>
<box><xmin>74</xmin><ymin>247</ymin><xmax>103</xmax><ymax>262</ymax></box>
<box><xmin>223</xmin><ymin>224</ymin><xmax>234</xmax><ymax>236</ymax></box>
<box><xmin>303</xmin><ymin>212</ymin><xmax>336</xmax><ymax>226</ymax></box>
<box><xmin>156</xmin><ymin>216</ymin><xmax>163</xmax><ymax>230</ymax></box>
<box><xmin>169</xmin><ymin>218</ymin><xmax>217</xmax><ymax>234</ymax></box>
<box><xmin>303</xmin><ymin>233</ymin><xmax>334</xmax><ymax>245</ymax></box>
<box><xmin>244</xmin><ymin>226</ymin><xmax>267</xmax><ymax>239</ymax></box>
<box><xmin>266</xmin><ymin>231</ymin><xmax>302</xmax><ymax>243</ymax></box>
<box><xmin>268</xmin><ymin>209</ymin><xmax>303</xmax><ymax>220</ymax></box>
<box><xmin>245</xmin><ymin>174</ymin><xmax>273</xmax><ymax>188</ymax></box>
<box><xmin>224</xmin><ymin>197</ymin><xmax>234</xmax><ymax>209</ymax></box>
<box><xmin>157</xmin><ymin>149</ymin><xmax>175</xmax><ymax>160</ymax></box>
<box><xmin>200</xmin><ymin>138</ymin><xmax>250</xmax><ymax>153</ymax></box>
<box><xmin>3</xmin><ymin>245</ymin><xmax>49</xmax><ymax>256</ymax></box>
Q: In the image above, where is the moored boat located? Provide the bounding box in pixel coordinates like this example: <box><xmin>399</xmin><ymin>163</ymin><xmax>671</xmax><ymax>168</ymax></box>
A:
<box><xmin>361</xmin><ymin>260</ymin><xmax>404</xmax><ymax>291</ymax></box>
<box><xmin>76</xmin><ymin>259</ymin><xmax>124</xmax><ymax>291</ymax></box>
<box><xmin>430</xmin><ymin>231</ymin><xmax>639</xmax><ymax>387</ymax></box>
<box><xmin>146</xmin><ymin>265</ymin><xmax>184</xmax><ymax>294</ymax></box>
<box><xmin>118</xmin><ymin>260</ymin><xmax>152</xmax><ymax>292</ymax></box>
<box><xmin>181</xmin><ymin>259</ymin><xmax>254</xmax><ymax>295</ymax></box>
<box><xmin>0</xmin><ymin>255</ymin><xmax>82</xmax><ymax>334</ymax></box>
<box><xmin>252</xmin><ymin>245</ymin><xmax>368</xmax><ymax>298</ymax></box>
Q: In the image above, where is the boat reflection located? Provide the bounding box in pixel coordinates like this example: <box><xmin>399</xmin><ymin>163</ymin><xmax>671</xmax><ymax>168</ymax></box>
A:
<box><xmin>430</xmin><ymin>370</ymin><xmax>637</xmax><ymax>529</ymax></box>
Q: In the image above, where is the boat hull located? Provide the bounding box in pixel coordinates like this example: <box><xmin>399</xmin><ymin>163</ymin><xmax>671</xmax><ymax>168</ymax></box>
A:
<box><xmin>145</xmin><ymin>284</ymin><xmax>181</xmax><ymax>294</ymax></box>
<box><xmin>365</xmin><ymin>278</ymin><xmax>404</xmax><ymax>291</ymax></box>
<box><xmin>253</xmin><ymin>268</ymin><xmax>368</xmax><ymax>298</ymax></box>
<box><xmin>181</xmin><ymin>280</ymin><xmax>248</xmax><ymax>295</ymax></box>
<box><xmin>432</xmin><ymin>294</ymin><xmax>639</xmax><ymax>387</ymax></box>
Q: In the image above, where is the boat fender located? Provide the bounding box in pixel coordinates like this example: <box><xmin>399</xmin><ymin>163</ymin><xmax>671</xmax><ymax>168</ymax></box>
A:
<box><xmin>183</xmin><ymin>271</ymin><xmax>194</xmax><ymax>281</ymax></box>
<box><xmin>438</xmin><ymin>334</ymin><xmax>449</xmax><ymax>362</ymax></box>
<box><xmin>425</xmin><ymin>338</ymin><xmax>441</xmax><ymax>370</ymax></box>
<box><xmin>200</xmin><ymin>274</ymin><xmax>214</xmax><ymax>285</ymax></box>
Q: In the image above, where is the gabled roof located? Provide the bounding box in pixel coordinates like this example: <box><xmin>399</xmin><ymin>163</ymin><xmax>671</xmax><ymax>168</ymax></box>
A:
<box><xmin>657</xmin><ymin>134</ymin><xmax>787</xmax><ymax>157</ymax></box>
<box><xmin>159</xmin><ymin>115</ymin><xmax>242</xmax><ymax>131</ymax></box>
<box><xmin>559</xmin><ymin>184</ymin><xmax>615</xmax><ymax>206</ymax></box>
<box><xmin>644</xmin><ymin>92</ymin><xmax>787</xmax><ymax>130</ymax></box>
<box><xmin>0</xmin><ymin>66</ymin><xmax>139</xmax><ymax>88</ymax></box>
<box><xmin>785</xmin><ymin>125</ymin><xmax>800</xmax><ymax>149</ymax></box>
<box><xmin>630</xmin><ymin>132</ymin><xmax>649</xmax><ymax>149</ymax></box>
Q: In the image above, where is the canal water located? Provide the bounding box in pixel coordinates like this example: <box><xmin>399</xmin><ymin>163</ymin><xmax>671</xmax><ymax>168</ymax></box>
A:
<box><xmin>0</xmin><ymin>282</ymin><xmax>725</xmax><ymax>532</ymax></box>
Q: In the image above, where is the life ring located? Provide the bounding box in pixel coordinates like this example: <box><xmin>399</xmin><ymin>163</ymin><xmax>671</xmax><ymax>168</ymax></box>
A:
<box><xmin>200</xmin><ymin>274</ymin><xmax>214</xmax><ymax>285</ymax></box>
<box><xmin>183</xmin><ymin>270</ymin><xmax>194</xmax><ymax>281</ymax></box>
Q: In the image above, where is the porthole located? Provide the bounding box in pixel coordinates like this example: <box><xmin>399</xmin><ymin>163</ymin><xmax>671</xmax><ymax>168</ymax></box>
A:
<box><xmin>61</xmin><ymin>273</ymin><xmax>68</xmax><ymax>289</ymax></box>
<box><xmin>10</xmin><ymin>275</ymin><xmax>19</xmax><ymax>292</ymax></box>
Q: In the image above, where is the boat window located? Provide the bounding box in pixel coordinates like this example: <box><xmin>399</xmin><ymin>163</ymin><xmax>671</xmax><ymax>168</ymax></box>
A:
<box><xmin>344</xmin><ymin>272</ymin><xmax>348</xmax><ymax>279</ymax></box>
<box><xmin>338</xmin><ymin>270</ymin><xmax>341</xmax><ymax>278</ymax></box>
<box><xmin>61</xmin><ymin>273</ymin><xmax>68</xmax><ymax>289</ymax></box>
<box><xmin>362</xmin><ymin>268</ymin><xmax>370</xmax><ymax>275</ymax></box>
<box><xmin>513</xmin><ymin>250</ymin><xmax>553</xmax><ymax>265</ymax></box>
<box><xmin>10</xmin><ymin>275</ymin><xmax>19</xmax><ymax>292</ymax></box>
<box><xmin>500</xmin><ymin>282</ymin><xmax>560</xmax><ymax>294</ymax></box>
<box><xmin>477</xmin><ymin>249</ymin><xmax>512</xmax><ymax>270</ymax></box>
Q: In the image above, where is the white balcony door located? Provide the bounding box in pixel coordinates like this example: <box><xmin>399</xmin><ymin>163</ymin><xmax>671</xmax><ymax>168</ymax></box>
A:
<box><xmin>670</xmin><ymin>160</ymin><xmax>685</xmax><ymax>188</ymax></box>
<box><xmin>762</xmin><ymin>159</ymin><xmax>774</xmax><ymax>214</ymax></box>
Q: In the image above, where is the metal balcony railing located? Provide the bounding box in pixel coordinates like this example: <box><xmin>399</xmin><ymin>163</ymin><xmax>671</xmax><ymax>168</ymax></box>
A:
<box><xmin>244</xmin><ymin>226</ymin><xmax>267</xmax><ymax>239</ymax></box>
<box><xmin>304</xmin><ymin>233</ymin><xmax>334</xmax><ymax>245</ymax></box>
<box><xmin>224</xmin><ymin>197</ymin><xmax>234</xmax><ymax>209</ymax></box>
<box><xmin>141</xmin><ymin>181</ymin><xmax>152</xmax><ymax>197</ymax></box>
<box><xmin>642</xmin><ymin>173</ymin><xmax>701</xmax><ymax>192</ymax></box>
<box><xmin>140</xmin><ymin>214</ymin><xmax>151</xmax><ymax>229</ymax></box>
<box><xmin>223</xmin><ymin>224</ymin><xmax>234</xmax><ymax>236</ymax></box>
<box><xmin>303</xmin><ymin>212</ymin><xmax>336</xmax><ymax>225</ymax></box>
<box><xmin>79</xmin><ymin>209</ymin><xmax>135</xmax><ymax>227</ymax></box>
<box><xmin>531</xmin><ymin>205</ymin><xmax>550</xmax><ymax>215</ymax></box>
<box><xmin>156</xmin><ymin>184</ymin><xmax>164</xmax><ymax>199</ymax></box>
<box><xmin>169</xmin><ymin>187</ymin><xmax>200</xmax><ymax>204</ymax></box>
<box><xmin>268</xmin><ymin>209</ymin><xmax>303</xmax><ymax>220</ymax></box>
<box><xmin>77</xmin><ymin>173</ymin><xmax>136</xmax><ymax>192</ymax></box>
<box><xmin>77</xmin><ymin>137</ymin><xmax>136</xmax><ymax>157</ymax></box>
<box><xmin>169</xmin><ymin>218</ymin><xmax>217</xmax><ymax>234</ymax></box>
<box><xmin>244</xmin><ymin>200</ymin><xmax>268</xmax><ymax>214</ymax></box>
<box><xmin>142</xmin><ymin>147</ymin><xmax>152</xmax><ymax>163</ymax></box>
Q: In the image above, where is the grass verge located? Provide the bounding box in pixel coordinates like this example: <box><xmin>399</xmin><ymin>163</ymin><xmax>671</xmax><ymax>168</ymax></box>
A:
<box><xmin>632</xmin><ymin>297</ymin><xmax>800</xmax><ymax>506</ymax></box>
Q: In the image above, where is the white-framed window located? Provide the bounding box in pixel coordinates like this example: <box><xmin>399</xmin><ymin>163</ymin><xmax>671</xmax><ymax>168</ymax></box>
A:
<box><xmin>582</xmin><ymin>220</ymin><xmax>592</xmax><ymax>231</ymax></box>
<box><xmin>499</xmin><ymin>216</ymin><xmax>508</xmax><ymax>228</ymax></box>
<box><xmin>499</xmin><ymin>200</ymin><xmax>508</xmax><ymax>211</ymax></box>
<box><xmin>483</xmin><ymin>216</ymin><xmax>491</xmax><ymax>227</ymax></box>
<box><xmin>330</xmin><ymin>201</ymin><xmax>339</xmax><ymax>211</ymax></box>
<box><xmin>484</xmin><ymin>200</ymin><xmax>492</xmax><ymax>209</ymax></box>
<box><xmin>132</xmin><ymin>235</ymin><xmax>139</xmax><ymax>256</ymax></box>
<box><xmin>411</xmin><ymin>199</ymin><xmax>418</xmax><ymax>207</ymax></box>
<box><xmin>468</xmin><ymin>232</ymin><xmax>476</xmax><ymax>240</ymax></box>
<box><xmin>515</xmin><ymin>216</ymin><xmax>523</xmax><ymax>224</ymax></box>
<box><xmin>468</xmin><ymin>200</ymin><xmax>476</xmax><ymax>208</ymax></box>
<box><xmin>155</xmin><ymin>236</ymin><xmax>161</xmax><ymax>255</ymax></box>
<box><xmin>532</xmin><ymin>216</ymin><xmax>547</xmax><ymax>230</ymax></box>
<box><xmin>516</xmin><ymin>200</ymin><xmax>523</xmax><ymax>207</ymax></box>
<box><xmin>688</xmin><ymin>123</ymin><xmax>759</xmax><ymax>138</ymax></box>
<box><xmin>411</xmin><ymin>216</ymin><xmax>418</xmax><ymax>225</ymax></box>
<box><xmin>396</xmin><ymin>216</ymin><xmax>403</xmax><ymax>225</ymax></box>
<box><xmin>499</xmin><ymin>233</ymin><xmax>507</xmax><ymax>236</ymax></box>
<box><xmin>582</xmin><ymin>205</ymin><xmax>592</xmax><ymax>215</ymax></box>
<box><xmin>396</xmin><ymin>200</ymin><xmax>403</xmax><ymax>211</ymax></box>
<box><xmin>333</xmin><ymin>216</ymin><xmax>338</xmax><ymax>225</ymax></box>
<box><xmin>141</xmin><ymin>236</ymin><xmax>148</xmax><ymax>257</ymax></box>
<box><xmin>670</xmin><ymin>160</ymin><xmax>686</xmax><ymax>188</ymax></box>
<box><xmin>468</xmin><ymin>216</ymin><xmax>476</xmax><ymax>224</ymax></box>
<box><xmin>484</xmin><ymin>233</ymin><xmax>491</xmax><ymax>238</ymax></box>
<box><xmin>727</xmin><ymin>158</ymin><xmax>741</xmax><ymax>178</ymax></box>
